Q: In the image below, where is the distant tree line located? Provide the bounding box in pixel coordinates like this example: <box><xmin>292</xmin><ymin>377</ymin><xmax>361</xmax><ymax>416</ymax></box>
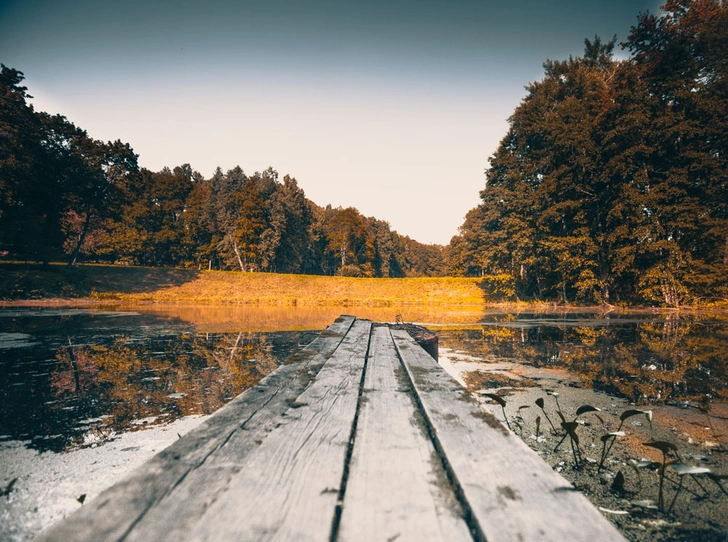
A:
<box><xmin>449</xmin><ymin>0</ymin><xmax>728</xmax><ymax>306</ymax></box>
<box><xmin>0</xmin><ymin>67</ymin><xmax>444</xmax><ymax>277</ymax></box>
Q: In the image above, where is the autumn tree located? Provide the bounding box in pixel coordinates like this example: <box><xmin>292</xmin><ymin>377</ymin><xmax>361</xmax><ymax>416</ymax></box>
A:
<box><xmin>623</xmin><ymin>0</ymin><xmax>728</xmax><ymax>305</ymax></box>
<box><xmin>452</xmin><ymin>0</ymin><xmax>728</xmax><ymax>306</ymax></box>
<box><xmin>320</xmin><ymin>206</ymin><xmax>371</xmax><ymax>276</ymax></box>
<box><xmin>61</xmin><ymin>136</ymin><xmax>139</xmax><ymax>266</ymax></box>
<box><xmin>0</xmin><ymin>63</ymin><xmax>446</xmax><ymax>277</ymax></box>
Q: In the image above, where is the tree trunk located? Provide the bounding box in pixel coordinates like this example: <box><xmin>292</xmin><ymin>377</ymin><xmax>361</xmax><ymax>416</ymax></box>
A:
<box><xmin>231</xmin><ymin>238</ymin><xmax>245</xmax><ymax>271</ymax></box>
<box><xmin>68</xmin><ymin>209</ymin><xmax>92</xmax><ymax>267</ymax></box>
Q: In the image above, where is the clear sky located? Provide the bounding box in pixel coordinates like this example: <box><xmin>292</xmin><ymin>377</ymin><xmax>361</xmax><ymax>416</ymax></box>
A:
<box><xmin>0</xmin><ymin>0</ymin><xmax>661</xmax><ymax>245</ymax></box>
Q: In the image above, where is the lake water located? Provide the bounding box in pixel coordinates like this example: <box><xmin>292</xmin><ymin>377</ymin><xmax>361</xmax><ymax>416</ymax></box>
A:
<box><xmin>2</xmin><ymin>306</ymin><xmax>726</xmax><ymax>453</ymax></box>
<box><xmin>1</xmin><ymin>306</ymin><xmax>728</xmax><ymax>540</ymax></box>
<box><xmin>0</xmin><ymin>308</ymin><xmax>315</xmax><ymax>453</ymax></box>
<box><xmin>438</xmin><ymin>310</ymin><xmax>728</xmax><ymax>407</ymax></box>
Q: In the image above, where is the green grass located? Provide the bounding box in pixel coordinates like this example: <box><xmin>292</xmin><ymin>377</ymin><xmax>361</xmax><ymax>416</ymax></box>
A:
<box><xmin>0</xmin><ymin>263</ymin><xmax>485</xmax><ymax>306</ymax></box>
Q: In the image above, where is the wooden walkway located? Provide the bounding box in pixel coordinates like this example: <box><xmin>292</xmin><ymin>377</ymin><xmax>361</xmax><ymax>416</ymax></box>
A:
<box><xmin>36</xmin><ymin>316</ymin><xmax>625</xmax><ymax>542</ymax></box>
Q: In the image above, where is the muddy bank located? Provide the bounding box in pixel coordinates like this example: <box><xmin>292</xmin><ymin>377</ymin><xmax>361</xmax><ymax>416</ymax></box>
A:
<box><xmin>439</xmin><ymin>348</ymin><xmax>728</xmax><ymax>541</ymax></box>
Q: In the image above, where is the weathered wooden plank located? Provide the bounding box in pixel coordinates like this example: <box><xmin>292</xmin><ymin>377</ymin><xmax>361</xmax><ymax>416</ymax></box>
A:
<box><xmin>34</xmin><ymin>315</ymin><xmax>356</xmax><ymax>542</ymax></box>
<box><xmin>391</xmin><ymin>328</ymin><xmax>626</xmax><ymax>542</ymax></box>
<box><xmin>177</xmin><ymin>318</ymin><xmax>372</xmax><ymax>542</ymax></box>
<box><xmin>338</xmin><ymin>326</ymin><xmax>472</xmax><ymax>542</ymax></box>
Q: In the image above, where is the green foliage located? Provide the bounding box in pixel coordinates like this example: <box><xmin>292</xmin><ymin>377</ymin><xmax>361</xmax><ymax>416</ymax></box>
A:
<box><xmin>452</xmin><ymin>0</ymin><xmax>728</xmax><ymax>307</ymax></box>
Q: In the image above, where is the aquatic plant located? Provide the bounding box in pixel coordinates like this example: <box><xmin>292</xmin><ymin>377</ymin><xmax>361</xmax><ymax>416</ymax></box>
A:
<box><xmin>561</xmin><ymin>420</ymin><xmax>581</xmax><ymax>465</ymax></box>
<box><xmin>644</xmin><ymin>440</ymin><xmax>681</xmax><ymax>512</ymax></box>
<box><xmin>598</xmin><ymin>409</ymin><xmax>651</xmax><ymax>472</ymax></box>
<box><xmin>553</xmin><ymin>405</ymin><xmax>601</xmax><ymax>467</ymax></box>
<box><xmin>535</xmin><ymin>397</ymin><xmax>557</xmax><ymax>434</ymax></box>
<box><xmin>708</xmin><ymin>473</ymin><xmax>728</xmax><ymax>498</ymax></box>
<box><xmin>483</xmin><ymin>393</ymin><xmax>511</xmax><ymax>430</ymax></box>
<box><xmin>667</xmin><ymin>463</ymin><xmax>713</xmax><ymax>513</ymax></box>
<box><xmin>549</xmin><ymin>391</ymin><xmax>562</xmax><ymax>412</ymax></box>
<box><xmin>598</xmin><ymin>431</ymin><xmax>626</xmax><ymax>472</ymax></box>
<box><xmin>514</xmin><ymin>405</ymin><xmax>531</xmax><ymax>435</ymax></box>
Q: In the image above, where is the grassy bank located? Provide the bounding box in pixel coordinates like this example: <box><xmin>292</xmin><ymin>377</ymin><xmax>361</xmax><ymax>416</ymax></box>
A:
<box><xmin>0</xmin><ymin>263</ymin><xmax>485</xmax><ymax>306</ymax></box>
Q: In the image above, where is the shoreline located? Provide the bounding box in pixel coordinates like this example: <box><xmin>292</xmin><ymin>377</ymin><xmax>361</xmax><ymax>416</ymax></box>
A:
<box><xmin>2</xmin><ymin>297</ymin><xmax>727</xmax><ymax>315</ymax></box>
<box><xmin>2</xmin><ymin>263</ymin><xmax>726</xmax><ymax>312</ymax></box>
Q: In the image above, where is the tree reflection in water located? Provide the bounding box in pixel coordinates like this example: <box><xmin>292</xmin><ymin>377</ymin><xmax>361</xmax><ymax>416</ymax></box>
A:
<box><xmin>4</xmin><ymin>331</ymin><xmax>307</xmax><ymax>452</ymax></box>
<box><xmin>438</xmin><ymin>311</ymin><xmax>728</xmax><ymax>407</ymax></box>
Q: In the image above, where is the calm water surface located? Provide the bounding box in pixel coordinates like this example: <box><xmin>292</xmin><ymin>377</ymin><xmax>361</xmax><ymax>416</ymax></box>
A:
<box><xmin>2</xmin><ymin>306</ymin><xmax>727</xmax><ymax>453</ymax></box>
<box><xmin>0</xmin><ymin>308</ymin><xmax>313</xmax><ymax>452</ymax></box>
<box><xmin>438</xmin><ymin>310</ymin><xmax>728</xmax><ymax>407</ymax></box>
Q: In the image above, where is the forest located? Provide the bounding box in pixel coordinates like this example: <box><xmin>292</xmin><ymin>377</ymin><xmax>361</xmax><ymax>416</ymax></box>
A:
<box><xmin>0</xmin><ymin>69</ymin><xmax>444</xmax><ymax>277</ymax></box>
<box><xmin>1</xmin><ymin>0</ymin><xmax>726</xmax><ymax>304</ymax></box>
<box><xmin>450</xmin><ymin>0</ymin><xmax>728</xmax><ymax>307</ymax></box>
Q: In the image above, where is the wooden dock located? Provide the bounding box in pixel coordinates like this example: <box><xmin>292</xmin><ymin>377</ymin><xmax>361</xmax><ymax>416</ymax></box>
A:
<box><xmin>36</xmin><ymin>316</ymin><xmax>625</xmax><ymax>541</ymax></box>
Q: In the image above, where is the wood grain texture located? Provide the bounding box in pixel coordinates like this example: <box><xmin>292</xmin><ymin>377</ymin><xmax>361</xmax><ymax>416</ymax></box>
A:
<box><xmin>391</xmin><ymin>328</ymin><xmax>626</xmax><ymax>542</ymax></box>
<box><xmin>337</xmin><ymin>326</ymin><xmax>472</xmax><ymax>542</ymax></box>
<box><xmin>179</xmin><ymin>318</ymin><xmax>373</xmax><ymax>542</ymax></box>
<box><xmin>34</xmin><ymin>316</ymin><xmax>355</xmax><ymax>542</ymax></box>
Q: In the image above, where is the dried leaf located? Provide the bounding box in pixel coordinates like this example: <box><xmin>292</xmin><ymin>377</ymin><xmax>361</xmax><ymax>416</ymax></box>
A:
<box><xmin>599</xmin><ymin>506</ymin><xmax>628</xmax><ymax>515</ymax></box>
<box><xmin>670</xmin><ymin>463</ymin><xmax>712</xmax><ymax>476</ymax></box>
<box><xmin>611</xmin><ymin>471</ymin><xmax>625</xmax><ymax>491</ymax></box>
<box><xmin>562</xmin><ymin>421</ymin><xmax>580</xmax><ymax>445</ymax></box>
<box><xmin>620</xmin><ymin>409</ymin><xmax>644</xmax><ymax>421</ymax></box>
<box><xmin>631</xmin><ymin>499</ymin><xmax>658</xmax><ymax>510</ymax></box>
<box><xmin>483</xmin><ymin>393</ymin><xmax>506</xmax><ymax>407</ymax></box>
<box><xmin>632</xmin><ymin>459</ymin><xmax>660</xmax><ymax>470</ymax></box>
<box><xmin>644</xmin><ymin>441</ymin><xmax>679</xmax><ymax>455</ymax></box>
<box><xmin>628</xmin><ymin>461</ymin><xmax>643</xmax><ymax>482</ymax></box>
<box><xmin>576</xmin><ymin>405</ymin><xmax>601</xmax><ymax>416</ymax></box>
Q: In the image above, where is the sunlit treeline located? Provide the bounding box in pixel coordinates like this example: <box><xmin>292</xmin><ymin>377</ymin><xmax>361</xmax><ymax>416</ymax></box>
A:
<box><xmin>0</xmin><ymin>68</ymin><xmax>444</xmax><ymax>277</ymax></box>
<box><xmin>449</xmin><ymin>1</ymin><xmax>728</xmax><ymax>306</ymax></box>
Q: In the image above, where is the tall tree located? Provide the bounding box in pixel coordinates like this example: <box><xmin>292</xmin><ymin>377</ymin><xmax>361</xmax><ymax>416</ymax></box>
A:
<box><xmin>232</xmin><ymin>177</ymin><xmax>267</xmax><ymax>271</ymax></box>
<box><xmin>0</xmin><ymin>65</ymin><xmax>59</xmax><ymax>263</ymax></box>
<box><xmin>451</xmin><ymin>1</ymin><xmax>728</xmax><ymax>306</ymax></box>
<box><xmin>624</xmin><ymin>0</ymin><xmax>728</xmax><ymax>304</ymax></box>
<box><xmin>62</xmin><ymin>136</ymin><xmax>139</xmax><ymax>266</ymax></box>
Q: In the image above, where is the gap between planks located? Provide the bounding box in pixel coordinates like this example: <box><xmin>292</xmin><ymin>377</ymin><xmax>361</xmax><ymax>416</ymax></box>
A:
<box><xmin>391</xmin><ymin>328</ymin><xmax>626</xmax><ymax>542</ymax></box>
